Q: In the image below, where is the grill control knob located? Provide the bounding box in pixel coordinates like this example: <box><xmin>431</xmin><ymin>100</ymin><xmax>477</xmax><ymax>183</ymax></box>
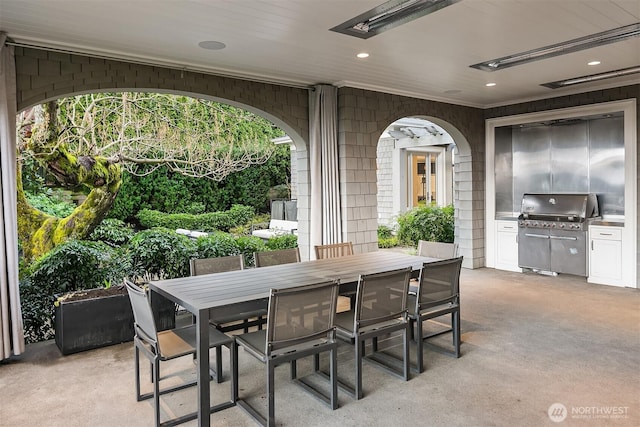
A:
<box><xmin>559</xmin><ymin>223</ymin><xmax>565</xmax><ymax>229</ymax></box>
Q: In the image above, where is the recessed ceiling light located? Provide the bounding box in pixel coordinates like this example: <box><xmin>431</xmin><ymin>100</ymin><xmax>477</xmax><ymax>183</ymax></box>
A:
<box><xmin>485</xmin><ymin>82</ymin><xmax>496</xmax><ymax>87</ymax></box>
<box><xmin>587</xmin><ymin>60</ymin><xmax>601</xmax><ymax>66</ymax></box>
<box><xmin>198</xmin><ymin>40</ymin><xmax>226</xmax><ymax>50</ymax></box>
<box><xmin>357</xmin><ymin>52</ymin><xmax>370</xmax><ymax>59</ymax></box>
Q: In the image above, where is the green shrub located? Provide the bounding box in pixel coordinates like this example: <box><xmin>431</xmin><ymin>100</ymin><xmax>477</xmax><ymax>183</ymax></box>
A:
<box><xmin>19</xmin><ymin>240</ymin><xmax>131</xmax><ymax>343</ymax></box>
<box><xmin>184</xmin><ymin>202</ymin><xmax>206</xmax><ymax>215</ymax></box>
<box><xmin>235</xmin><ymin>235</ymin><xmax>267</xmax><ymax>267</ymax></box>
<box><xmin>25</xmin><ymin>190</ymin><xmax>75</xmax><ymax>217</ymax></box>
<box><xmin>378</xmin><ymin>236</ymin><xmax>399</xmax><ymax>248</ymax></box>
<box><xmin>109</xmin><ymin>145</ymin><xmax>290</xmax><ymax>222</ymax></box>
<box><xmin>265</xmin><ymin>234</ymin><xmax>298</xmax><ymax>250</ymax></box>
<box><xmin>194</xmin><ymin>232</ymin><xmax>241</xmax><ymax>259</ymax></box>
<box><xmin>128</xmin><ymin>228</ymin><xmax>195</xmax><ymax>280</ymax></box>
<box><xmin>89</xmin><ymin>218</ymin><xmax>135</xmax><ymax>247</ymax></box>
<box><xmin>136</xmin><ymin>204</ymin><xmax>254</xmax><ymax>232</ymax></box>
<box><xmin>396</xmin><ymin>204</ymin><xmax>454</xmax><ymax>246</ymax></box>
<box><xmin>377</xmin><ymin>225</ymin><xmax>394</xmax><ymax>239</ymax></box>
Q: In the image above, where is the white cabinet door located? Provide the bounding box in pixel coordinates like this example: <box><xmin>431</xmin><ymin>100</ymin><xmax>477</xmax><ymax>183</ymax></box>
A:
<box><xmin>588</xmin><ymin>226</ymin><xmax>623</xmax><ymax>285</ymax></box>
<box><xmin>495</xmin><ymin>221</ymin><xmax>520</xmax><ymax>272</ymax></box>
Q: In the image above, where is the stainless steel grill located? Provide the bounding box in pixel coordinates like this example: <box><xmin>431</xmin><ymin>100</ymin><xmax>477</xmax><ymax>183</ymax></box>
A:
<box><xmin>517</xmin><ymin>193</ymin><xmax>599</xmax><ymax>276</ymax></box>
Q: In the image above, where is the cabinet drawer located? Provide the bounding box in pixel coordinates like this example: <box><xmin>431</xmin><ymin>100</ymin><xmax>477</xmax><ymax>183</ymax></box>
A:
<box><xmin>590</xmin><ymin>227</ymin><xmax>621</xmax><ymax>241</ymax></box>
<box><xmin>497</xmin><ymin>221</ymin><xmax>518</xmax><ymax>233</ymax></box>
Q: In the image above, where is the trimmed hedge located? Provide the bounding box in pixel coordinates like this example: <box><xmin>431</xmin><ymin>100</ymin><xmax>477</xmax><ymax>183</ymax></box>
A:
<box><xmin>137</xmin><ymin>204</ymin><xmax>254</xmax><ymax>232</ymax></box>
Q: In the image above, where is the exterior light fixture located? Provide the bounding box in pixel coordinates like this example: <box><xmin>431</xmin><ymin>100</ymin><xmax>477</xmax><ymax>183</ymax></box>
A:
<box><xmin>470</xmin><ymin>23</ymin><xmax>640</xmax><ymax>72</ymax></box>
<box><xmin>330</xmin><ymin>0</ymin><xmax>461</xmax><ymax>39</ymax></box>
<box><xmin>541</xmin><ymin>65</ymin><xmax>640</xmax><ymax>89</ymax></box>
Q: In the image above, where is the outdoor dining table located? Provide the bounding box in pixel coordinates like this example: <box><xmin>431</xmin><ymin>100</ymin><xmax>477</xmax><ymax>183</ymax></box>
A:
<box><xmin>148</xmin><ymin>250</ymin><xmax>438</xmax><ymax>427</ymax></box>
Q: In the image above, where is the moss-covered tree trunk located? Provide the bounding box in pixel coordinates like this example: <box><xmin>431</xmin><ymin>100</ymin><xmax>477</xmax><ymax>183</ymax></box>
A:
<box><xmin>18</xmin><ymin>101</ymin><xmax>122</xmax><ymax>264</ymax></box>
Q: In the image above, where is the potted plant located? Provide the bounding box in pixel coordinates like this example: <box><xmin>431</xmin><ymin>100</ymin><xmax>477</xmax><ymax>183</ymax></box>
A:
<box><xmin>54</xmin><ymin>281</ymin><xmax>175</xmax><ymax>355</ymax></box>
<box><xmin>17</xmin><ymin>238</ymin><xmax>176</xmax><ymax>354</ymax></box>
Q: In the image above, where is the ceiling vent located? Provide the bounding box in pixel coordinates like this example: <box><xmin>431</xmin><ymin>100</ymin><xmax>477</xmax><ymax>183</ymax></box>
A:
<box><xmin>330</xmin><ymin>0</ymin><xmax>460</xmax><ymax>39</ymax></box>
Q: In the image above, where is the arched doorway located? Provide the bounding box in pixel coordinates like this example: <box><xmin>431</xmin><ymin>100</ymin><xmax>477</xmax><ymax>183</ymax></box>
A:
<box><xmin>376</xmin><ymin>115</ymin><xmax>474</xmax><ymax>268</ymax></box>
<box><xmin>377</xmin><ymin>117</ymin><xmax>455</xmax><ymax>227</ymax></box>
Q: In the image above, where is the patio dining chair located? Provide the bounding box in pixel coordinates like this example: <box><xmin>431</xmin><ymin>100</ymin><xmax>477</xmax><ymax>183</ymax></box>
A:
<box><xmin>314</xmin><ymin>241</ymin><xmax>354</xmax><ymax>259</ymax></box>
<box><xmin>408</xmin><ymin>256</ymin><xmax>463</xmax><ymax>373</ymax></box>
<box><xmin>254</xmin><ymin>247</ymin><xmax>300</xmax><ymax>267</ymax></box>
<box><xmin>190</xmin><ymin>255</ymin><xmax>268</xmax><ymax>334</ymax></box>
<box><xmin>417</xmin><ymin>240</ymin><xmax>458</xmax><ymax>259</ymax></box>
<box><xmin>333</xmin><ymin>267</ymin><xmax>412</xmax><ymax>400</ymax></box>
<box><xmin>314</xmin><ymin>242</ymin><xmax>355</xmax><ymax>311</ymax></box>
<box><xmin>124</xmin><ymin>279</ymin><xmax>236</xmax><ymax>427</ymax></box>
<box><xmin>235</xmin><ymin>280</ymin><xmax>340</xmax><ymax>427</ymax></box>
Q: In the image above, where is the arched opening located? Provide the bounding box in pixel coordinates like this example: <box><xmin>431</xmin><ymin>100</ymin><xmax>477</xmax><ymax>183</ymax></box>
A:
<box><xmin>376</xmin><ymin>115</ymin><xmax>474</xmax><ymax>268</ymax></box>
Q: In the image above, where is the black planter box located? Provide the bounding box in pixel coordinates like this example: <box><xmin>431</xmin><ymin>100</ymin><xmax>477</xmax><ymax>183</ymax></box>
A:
<box><xmin>54</xmin><ymin>288</ymin><xmax>175</xmax><ymax>355</ymax></box>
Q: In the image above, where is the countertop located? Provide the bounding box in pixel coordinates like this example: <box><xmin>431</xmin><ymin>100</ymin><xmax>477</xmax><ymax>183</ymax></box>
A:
<box><xmin>590</xmin><ymin>219</ymin><xmax>624</xmax><ymax>227</ymax></box>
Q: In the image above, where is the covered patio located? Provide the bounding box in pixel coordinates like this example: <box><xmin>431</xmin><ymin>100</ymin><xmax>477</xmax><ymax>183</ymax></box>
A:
<box><xmin>2</xmin><ymin>266</ymin><xmax>638</xmax><ymax>426</ymax></box>
<box><xmin>0</xmin><ymin>2</ymin><xmax>639</xmax><ymax>426</ymax></box>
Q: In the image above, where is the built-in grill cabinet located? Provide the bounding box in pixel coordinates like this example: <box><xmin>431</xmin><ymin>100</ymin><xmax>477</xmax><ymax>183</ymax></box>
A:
<box><xmin>517</xmin><ymin>193</ymin><xmax>598</xmax><ymax>276</ymax></box>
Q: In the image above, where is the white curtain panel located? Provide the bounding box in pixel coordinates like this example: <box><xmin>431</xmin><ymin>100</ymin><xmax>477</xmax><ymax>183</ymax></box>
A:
<box><xmin>0</xmin><ymin>33</ymin><xmax>25</xmax><ymax>360</ymax></box>
<box><xmin>309</xmin><ymin>85</ymin><xmax>341</xmax><ymax>256</ymax></box>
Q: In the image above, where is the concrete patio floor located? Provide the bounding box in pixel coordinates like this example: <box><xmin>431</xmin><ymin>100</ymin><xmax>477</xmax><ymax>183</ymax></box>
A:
<box><xmin>1</xmin><ymin>266</ymin><xmax>639</xmax><ymax>427</ymax></box>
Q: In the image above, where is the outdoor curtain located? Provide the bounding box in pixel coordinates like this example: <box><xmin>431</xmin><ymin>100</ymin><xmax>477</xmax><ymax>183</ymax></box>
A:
<box><xmin>309</xmin><ymin>84</ymin><xmax>341</xmax><ymax>257</ymax></box>
<box><xmin>0</xmin><ymin>33</ymin><xmax>25</xmax><ymax>360</ymax></box>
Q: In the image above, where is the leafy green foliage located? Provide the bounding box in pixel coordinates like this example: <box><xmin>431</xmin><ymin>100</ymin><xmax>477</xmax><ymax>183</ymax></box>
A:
<box><xmin>377</xmin><ymin>225</ymin><xmax>399</xmax><ymax>248</ymax></box>
<box><xmin>234</xmin><ymin>235</ymin><xmax>267</xmax><ymax>267</ymax></box>
<box><xmin>136</xmin><ymin>204</ymin><xmax>254</xmax><ymax>232</ymax></box>
<box><xmin>396</xmin><ymin>204</ymin><xmax>455</xmax><ymax>246</ymax></box>
<box><xmin>194</xmin><ymin>232</ymin><xmax>241</xmax><ymax>259</ymax></box>
<box><xmin>20</xmin><ymin>240</ymin><xmax>131</xmax><ymax>343</ymax></box>
<box><xmin>24</xmin><ymin>190</ymin><xmax>75</xmax><ymax>217</ymax></box>
<box><xmin>128</xmin><ymin>228</ymin><xmax>196</xmax><ymax>280</ymax></box>
<box><xmin>377</xmin><ymin>225</ymin><xmax>394</xmax><ymax>239</ymax></box>
<box><xmin>19</xmin><ymin>154</ymin><xmax>47</xmax><ymax>194</ymax></box>
<box><xmin>265</xmin><ymin>234</ymin><xmax>298</xmax><ymax>250</ymax></box>
<box><xmin>109</xmin><ymin>144</ymin><xmax>290</xmax><ymax>222</ymax></box>
<box><xmin>89</xmin><ymin>218</ymin><xmax>135</xmax><ymax>247</ymax></box>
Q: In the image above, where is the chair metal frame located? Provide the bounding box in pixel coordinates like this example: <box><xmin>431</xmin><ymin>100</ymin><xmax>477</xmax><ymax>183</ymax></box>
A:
<box><xmin>234</xmin><ymin>280</ymin><xmax>340</xmax><ymax>427</ymax></box>
<box><xmin>190</xmin><ymin>255</ymin><xmax>268</xmax><ymax>334</ymax></box>
<box><xmin>333</xmin><ymin>267</ymin><xmax>412</xmax><ymax>400</ymax></box>
<box><xmin>314</xmin><ymin>241</ymin><xmax>354</xmax><ymax>259</ymax></box>
<box><xmin>409</xmin><ymin>256</ymin><xmax>463</xmax><ymax>373</ymax></box>
<box><xmin>125</xmin><ymin>280</ymin><xmax>236</xmax><ymax>427</ymax></box>
<box><xmin>254</xmin><ymin>247</ymin><xmax>301</xmax><ymax>267</ymax></box>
